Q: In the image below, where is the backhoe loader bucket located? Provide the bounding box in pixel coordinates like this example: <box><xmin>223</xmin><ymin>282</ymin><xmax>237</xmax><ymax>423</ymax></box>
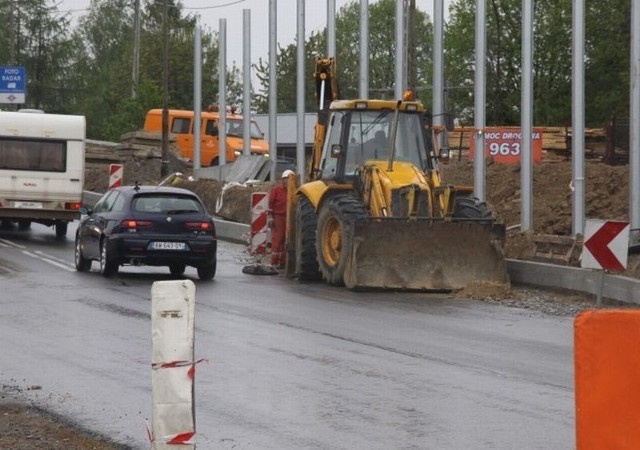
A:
<box><xmin>343</xmin><ymin>219</ymin><xmax>508</xmax><ymax>291</ymax></box>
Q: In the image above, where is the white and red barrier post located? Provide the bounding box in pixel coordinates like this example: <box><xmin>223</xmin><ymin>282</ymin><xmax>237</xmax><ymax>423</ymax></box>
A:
<box><xmin>150</xmin><ymin>280</ymin><xmax>199</xmax><ymax>449</ymax></box>
<box><xmin>109</xmin><ymin>163</ymin><xmax>123</xmax><ymax>189</ymax></box>
<box><xmin>250</xmin><ymin>192</ymin><xmax>270</xmax><ymax>262</ymax></box>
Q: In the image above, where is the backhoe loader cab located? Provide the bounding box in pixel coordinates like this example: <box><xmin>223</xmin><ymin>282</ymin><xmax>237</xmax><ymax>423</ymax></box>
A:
<box><xmin>317</xmin><ymin>100</ymin><xmax>437</xmax><ymax>182</ymax></box>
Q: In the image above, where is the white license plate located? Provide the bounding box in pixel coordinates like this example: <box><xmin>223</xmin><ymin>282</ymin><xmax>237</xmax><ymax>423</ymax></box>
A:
<box><xmin>151</xmin><ymin>242</ymin><xmax>186</xmax><ymax>250</ymax></box>
<box><xmin>14</xmin><ymin>201</ymin><xmax>43</xmax><ymax>209</ymax></box>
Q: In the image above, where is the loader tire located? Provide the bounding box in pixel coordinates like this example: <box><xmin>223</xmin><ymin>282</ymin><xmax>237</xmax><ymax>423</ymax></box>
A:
<box><xmin>296</xmin><ymin>196</ymin><xmax>322</xmax><ymax>280</ymax></box>
<box><xmin>316</xmin><ymin>194</ymin><xmax>367</xmax><ymax>286</ymax></box>
<box><xmin>453</xmin><ymin>196</ymin><xmax>492</xmax><ymax>222</ymax></box>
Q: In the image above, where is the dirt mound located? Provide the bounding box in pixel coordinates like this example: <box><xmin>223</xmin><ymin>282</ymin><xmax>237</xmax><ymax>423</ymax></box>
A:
<box><xmin>184</xmin><ymin>179</ymin><xmax>273</xmax><ymax>223</ymax></box>
<box><xmin>442</xmin><ymin>158</ymin><xmax>630</xmax><ymax>234</ymax></box>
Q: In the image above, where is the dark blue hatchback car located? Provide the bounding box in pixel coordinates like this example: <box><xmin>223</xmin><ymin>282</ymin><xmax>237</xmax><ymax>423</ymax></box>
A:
<box><xmin>74</xmin><ymin>185</ymin><xmax>217</xmax><ymax>280</ymax></box>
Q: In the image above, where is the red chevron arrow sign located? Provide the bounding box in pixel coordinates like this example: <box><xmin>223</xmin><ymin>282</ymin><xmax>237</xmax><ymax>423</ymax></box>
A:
<box><xmin>582</xmin><ymin>220</ymin><xmax>629</xmax><ymax>272</ymax></box>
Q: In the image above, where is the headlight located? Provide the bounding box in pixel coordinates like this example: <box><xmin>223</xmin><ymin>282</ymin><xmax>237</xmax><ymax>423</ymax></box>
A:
<box><xmin>234</xmin><ymin>150</ymin><xmax>242</xmax><ymax>157</ymax></box>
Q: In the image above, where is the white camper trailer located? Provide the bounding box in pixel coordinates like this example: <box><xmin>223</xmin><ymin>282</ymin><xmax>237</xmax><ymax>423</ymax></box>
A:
<box><xmin>0</xmin><ymin>110</ymin><xmax>85</xmax><ymax>238</ymax></box>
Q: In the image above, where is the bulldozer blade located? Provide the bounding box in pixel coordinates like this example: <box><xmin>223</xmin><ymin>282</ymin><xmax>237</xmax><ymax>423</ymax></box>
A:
<box><xmin>343</xmin><ymin>219</ymin><xmax>508</xmax><ymax>291</ymax></box>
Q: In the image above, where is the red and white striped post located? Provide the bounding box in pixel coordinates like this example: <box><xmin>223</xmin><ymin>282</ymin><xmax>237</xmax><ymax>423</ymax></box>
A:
<box><xmin>109</xmin><ymin>163</ymin><xmax>123</xmax><ymax>189</ymax></box>
<box><xmin>250</xmin><ymin>192</ymin><xmax>270</xmax><ymax>261</ymax></box>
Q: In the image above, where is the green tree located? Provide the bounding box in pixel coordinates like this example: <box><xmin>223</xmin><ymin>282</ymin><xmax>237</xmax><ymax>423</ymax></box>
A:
<box><xmin>446</xmin><ymin>0</ymin><xmax>536</xmax><ymax>125</ymax></box>
<box><xmin>445</xmin><ymin>0</ymin><xmax>630</xmax><ymax>128</ymax></box>
<box><xmin>73</xmin><ymin>0</ymin><xmax>137</xmax><ymax>139</ymax></box>
<box><xmin>254</xmin><ymin>0</ymin><xmax>433</xmax><ymax>113</ymax></box>
<box><xmin>69</xmin><ymin>0</ymin><xmax>245</xmax><ymax>141</ymax></box>
<box><xmin>0</xmin><ymin>0</ymin><xmax>80</xmax><ymax>112</ymax></box>
<box><xmin>585</xmin><ymin>0</ymin><xmax>631</xmax><ymax>125</ymax></box>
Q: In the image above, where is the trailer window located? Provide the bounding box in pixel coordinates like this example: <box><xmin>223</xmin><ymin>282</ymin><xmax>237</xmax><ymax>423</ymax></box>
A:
<box><xmin>0</xmin><ymin>137</ymin><xmax>66</xmax><ymax>172</ymax></box>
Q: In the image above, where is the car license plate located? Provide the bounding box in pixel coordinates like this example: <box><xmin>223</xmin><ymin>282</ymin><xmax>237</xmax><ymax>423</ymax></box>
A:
<box><xmin>151</xmin><ymin>242</ymin><xmax>186</xmax><ymax>250</ymax></box>
<box><xmin>14</xmin><ymin>201</ymin><xmax>43</xmax><ymax>209</ymax></box>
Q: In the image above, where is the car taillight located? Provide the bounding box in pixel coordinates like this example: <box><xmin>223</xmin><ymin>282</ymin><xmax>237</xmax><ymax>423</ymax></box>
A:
<box><xmin>120</xmin><ymin>219</ymin><xmax>153</xmax><ymax>229</ymax></box>
<box><xmin>185</xmin><ymin>221</ymin><xmax>213</xmax><ymax>231</ymax></box>
<box><xmin>65</xmin><ymin>201</ymin><xmax>82</xmax><ymax>211</ymax></box>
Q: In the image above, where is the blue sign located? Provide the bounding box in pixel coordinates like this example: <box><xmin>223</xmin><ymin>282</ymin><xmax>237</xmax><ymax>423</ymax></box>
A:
<box><xmin>0</xmin><ymin>66</ymin><xmax>26</xmax><ymax>103</ymax></box>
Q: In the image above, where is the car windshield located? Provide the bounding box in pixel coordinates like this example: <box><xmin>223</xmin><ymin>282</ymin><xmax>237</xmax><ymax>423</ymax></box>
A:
<box><xmin>132</xmin><ymin>194</ymin><xmax>203</xmax><ymax>214</ymax></box>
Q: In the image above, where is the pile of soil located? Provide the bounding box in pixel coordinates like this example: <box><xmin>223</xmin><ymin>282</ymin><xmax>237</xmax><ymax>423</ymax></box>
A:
<box><xmin>441</xmin><ymin>157</ymin><xmax>630</xmax><ymax>236</ymax></box>
<box><xmin>444</xmin><ymin>157</ymin><xmax>639</xmax><ymax>278</ymax></box>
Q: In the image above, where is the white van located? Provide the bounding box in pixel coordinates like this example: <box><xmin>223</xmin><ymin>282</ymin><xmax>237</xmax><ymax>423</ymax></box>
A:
<box><xmin>0</xmin><ymin>110</ymin><xmax>85</xmax><ymax>238</ymax></box>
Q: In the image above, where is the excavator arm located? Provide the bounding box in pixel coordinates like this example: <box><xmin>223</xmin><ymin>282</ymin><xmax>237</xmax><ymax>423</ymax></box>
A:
<box><xmin>309</xmin><ymin>57</ymin><xmax>339</xmax><ymax>181</ymax></box>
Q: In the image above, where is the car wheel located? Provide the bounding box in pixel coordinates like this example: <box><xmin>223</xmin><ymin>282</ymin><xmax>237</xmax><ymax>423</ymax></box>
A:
<box><xmin>100</xmin><ymin>238</ymin><xmax>118</xmax><ymax>277</ymax></box>
<box><xmin>197</xmin><ymin>261</ymin><xmax>216</xmax><ymax>280</ymax></box>
<box><xmin>74</xmin><ymin>234</ymin><xmax>92</xmax><ymax>272</ymax></box>
<box><xmin>17</xmin><ymin>220</ymin><xmax>31</xmax><ymax>231</ymax></box>
<box><xmin>169</xmin><ymin>264</ymin><xmax>186</xmax><ymax>276</ymax></box>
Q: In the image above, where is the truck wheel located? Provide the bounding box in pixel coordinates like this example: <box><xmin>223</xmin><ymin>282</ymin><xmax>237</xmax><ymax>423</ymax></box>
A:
<box><xmin>296</xmin><ymin>196</ymin><xmax>321</xmax><ymax>281</ymax></box>
<box><xmin>55</xmin><ymin>222</ymin><xmax>68</xmax><ymax>239</ymax></box>
<box><xmin>453</xmin><ymin>196</ymin><xmax>492</xmax><ymax>222</ymax></box>
<box><xmin>197</xmin><ymin>261</ymin><xmax>216</xmax><ymax>280</ymax></box>
<box><xmin>74</xmin><ymin>234</ymin><xmax>92</xmax><ymax>272</ymax></box>
<box><xmin>17</xmin><ymin>220</ymin><xmax>31</xmax><ymax>231</ymax></box>
<box><xmin>316</xmin><ymin>194</ymin><xmax>367</xmax><ymax>286</ymax></box>
<box><xmin>100</xmin><ymin>238</ymin><xmax>118</xmax><ymax>277</ymax></box>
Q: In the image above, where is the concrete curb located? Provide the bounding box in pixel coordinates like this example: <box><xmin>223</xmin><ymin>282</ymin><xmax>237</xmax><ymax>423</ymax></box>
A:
<box><xmin>212</xmin><ymin>217</ymin><xmax>640</xmax><ymax>305</ymax></box>
<box><xmin>213</xmin><ymin>218</ymin><xmax>250</xmax><ymax>246</ymax></box>
<box><xmin>507</xmin><ymin>259</ymin><xmax>640</xmax><ymax>305</ymax></box>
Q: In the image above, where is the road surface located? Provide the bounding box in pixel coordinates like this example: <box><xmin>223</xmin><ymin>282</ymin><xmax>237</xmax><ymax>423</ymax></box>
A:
<box><xmin>0</xmin><ymin>222</ymin><xmax>575</xmax><ymax>449</ymax></box>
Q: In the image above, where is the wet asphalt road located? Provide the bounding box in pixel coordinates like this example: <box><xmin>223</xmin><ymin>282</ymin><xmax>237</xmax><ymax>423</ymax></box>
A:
<box><xmin>0</xmin><ymin>222</ymin><xmax>575</xmax><ymax>449</ymax></box>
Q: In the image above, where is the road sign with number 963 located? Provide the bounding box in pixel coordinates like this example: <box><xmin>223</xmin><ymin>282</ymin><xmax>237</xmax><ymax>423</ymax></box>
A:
<box><xmin>469</xmin><ymin>127</ymin><xmax>543</xmax><ymax>164</ymax></box>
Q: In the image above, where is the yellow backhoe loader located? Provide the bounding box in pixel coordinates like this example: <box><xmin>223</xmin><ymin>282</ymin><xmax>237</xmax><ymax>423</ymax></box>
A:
<box><xmin>284</xmin><ymin>57</ymin><xmax>508</xmax><ymax>291</ymax></box>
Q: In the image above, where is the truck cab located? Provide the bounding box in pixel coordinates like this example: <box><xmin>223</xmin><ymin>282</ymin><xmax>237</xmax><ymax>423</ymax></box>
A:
<box><xmin>143</xmin><ymin>109</ymin><xmax>269</xmax><ymax>167</ymax></box>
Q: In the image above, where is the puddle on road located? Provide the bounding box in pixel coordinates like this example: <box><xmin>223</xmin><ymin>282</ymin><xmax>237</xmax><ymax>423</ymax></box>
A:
<box><xmin>75</xmin><ymin>297</ymin><xmax>150</xmax><ymax>320</ymax></box>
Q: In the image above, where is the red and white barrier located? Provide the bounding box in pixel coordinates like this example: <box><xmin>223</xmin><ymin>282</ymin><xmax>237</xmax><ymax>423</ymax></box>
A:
<box><xmin>250</xmin><ymin>192</ymin><xmax>269</xmax><ymax>257</ymax></box>
<box><xmin>109</xmin><ymin>163</ymin><xmax>123</xmax><ymax>189</ymax></box>
<box><xmin>150</xmin><ymin>280</ymin><xmax>197</xmax><ymax>449</ymax></box>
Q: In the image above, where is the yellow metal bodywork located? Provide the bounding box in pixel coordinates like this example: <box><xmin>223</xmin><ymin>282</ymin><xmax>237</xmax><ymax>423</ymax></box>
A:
<box><xmin>344</xmin><ymin>220</ymin><xmax>507</xmax><ymax>290</ymax></box>
<box><xmin>290</xmin><ymin>162</ymin><xmax>508</xmax><ymax>291</ymax></box>
<box><xmin>285</xmin><ymin>56</ymin><xmax>508</xmax><ymax>291</ymax></box>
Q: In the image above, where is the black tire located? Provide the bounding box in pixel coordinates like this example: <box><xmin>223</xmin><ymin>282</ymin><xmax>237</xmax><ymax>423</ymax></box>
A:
<box><xmin>453</xmin><ymin>196</ymin><xmax>493</xmax><ymax>222</ymax></box>
<box><xmin>169</xmin><ymin>264</ymin><xmax>186</xmax><ymax>276</ymax></box>
<box><xmin>295</xmin><ymin>196</ymin><xmax>322</xmax><ymax>281</ymax></box>
<box><xmin>197</xmin><ymin>260</ymin><xmax>216</xmax><ymax>280</ymax></box>
<box><xmin>55</xmin><ymin>222</ymin><xmax>68</xmax><ymax>239</ymax></box>
<box><xmin>100</xmin><ymin>238</ymin><xmax>118</xmax><ymax>277</ymax></box>
<box><xmin>74</xmin><ymin>234</ymin><xmax>92</xmax><ymax>272</ymax></box>
<box><xmin>316</xmin><ymin>194</ymin><xmax>367</xmax><ymax>286</ymax></box>
<box><xmin>17</xmin><ymin>220</ymin><xmax>31</xmax><ymax>231</ymax></box>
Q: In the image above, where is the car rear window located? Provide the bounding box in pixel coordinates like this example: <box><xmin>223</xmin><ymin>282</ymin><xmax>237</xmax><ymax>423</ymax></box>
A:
<box><xmin>132</xmin><ymin>194</ymin><xmax>203</xmax><ymax>214</ymax></box>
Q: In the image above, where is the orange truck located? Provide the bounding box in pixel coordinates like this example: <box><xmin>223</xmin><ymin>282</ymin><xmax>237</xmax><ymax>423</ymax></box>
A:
<box><xmin>143</xmin><ymin>108</ymin><xmax>269</xmax><ymax>167</ymax></box>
